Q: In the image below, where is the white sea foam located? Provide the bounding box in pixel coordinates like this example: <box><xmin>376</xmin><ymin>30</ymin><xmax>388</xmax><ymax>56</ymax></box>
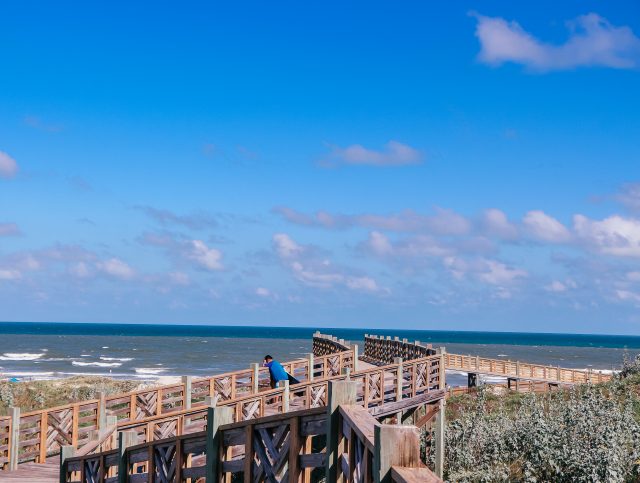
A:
<box><xmin>135</xmin><ymin>367</ymin><xmax>167</xmax><ymax>375</ymax></box>
<box><xmin>72</xmin><ymin>361</ymin><xmax>122</xmax><ymax>368</ymax></box>
<box><xmin>0</xmin><ymin>353</ymin><xmax>45</xmax><ymax>361</ymax></box>
<box><xmin>100</xmin><ymin>357</ymin><xmax>133</xmax><ymax>362</ymax></box>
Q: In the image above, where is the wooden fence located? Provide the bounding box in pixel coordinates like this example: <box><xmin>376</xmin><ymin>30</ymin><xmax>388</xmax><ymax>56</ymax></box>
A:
<box><xmin>62</xmin><ymin>380</ymin><xmax>443</xmax><ymax>483</ymax></box>
<box><xmin>0</xmin><ymin>348</ymin><xmax>356</xmax><ymax>470</ymax></box>
<box><xmin>444</xmin><ymin>353</ymin><xmax>611</xmax><ymax>384</ymax></box>
<box><xmin>61</xmin><ymin>353</ymin><xmax>444</xmax><ymax>451</ymax></box>
<box><xmin>361</xmin><ymin>334</ymin><xmax>611</xmax><ymax>385</ymax></box>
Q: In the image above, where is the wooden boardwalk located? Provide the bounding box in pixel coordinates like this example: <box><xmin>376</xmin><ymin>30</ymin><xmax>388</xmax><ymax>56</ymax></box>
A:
<box><xmin>1</xmin><ymin>331</ymin><xmax>611</xmax><ymax>481</ymax></box>
<box><xmin>0</xmin><ymin>460</ymin><xmax>58</xmax><ymax>482</ymax></box>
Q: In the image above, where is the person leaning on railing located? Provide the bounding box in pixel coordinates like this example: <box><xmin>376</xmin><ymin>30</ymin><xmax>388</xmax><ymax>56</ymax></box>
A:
<box><xmin>263</xmin><ymin>355</ymin><xmax>300</xmax><ymax>388</ymax></box>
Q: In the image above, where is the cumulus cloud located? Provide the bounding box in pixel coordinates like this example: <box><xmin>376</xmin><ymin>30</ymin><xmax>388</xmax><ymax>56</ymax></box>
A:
<box><xmin>480</xmin><ymin>209</ymin><xmax>519</xmax><ymax>240</ymax></box>
<box><xmin>136</xmin><ymin>205</ymin><xmax>218</xmax><ymax>231</ymax></box>
<box><xmin>545</xmin><ymin>279</ymin><xmax>577</xmax><ymax>293</ymax></box>
<box><xmin>274</xmin><ymin>207</ymin><xmax>471</xmax><ymax>235</ymax></box>
<box><xmin>363</xmin><ymin>231</ymin><xmax>452</xmax><ymax>259</ymax></box>
<box><xmin>472</xmin><ymin>12</ymin><xmax>640</xmax><ymax>71</ymax></box>
<box><xmin>97</xmin><ymin>258</ymin><xmax>136</xmax><ymax>280</ymax></box>
<box><xmin>187</xmin><ymin>240</ymin><xmax>223</xmax><ymax>271</ymax></box>
<box><xmin>0</xmin><ymin>151</ymin><xmax>18</xmax><ymax>178</ymax></box>
<box><xmin>321</xmin><ymin>141</ymin><xmax>423</xmax><ymax>167</ymax></box>
<box><xmin>0</xmin><ymin>223</ymin><xmax>21</xmax><ymax>237</ymax></box>
<box><xmin>443</xmin><ymin>256</ymin><xmax>527</xmax><ymax>286</ymax></box>
<box><xmin>574</xmin><ymin>214</ymin><xmax>640</xmax><ymax>257</ymax></box>
<box><xmin>273</xmin><ymin>233</ymin><xmax>304</xmax><ymax>259</ymax></box>
<box><xmin>273</xmin><ymin>233</ymin><xmax>383</xmax><ymax>293</ymax></box>
<box><xmin>523</xmin><ymin>210</ymin><xmax>571</xmax><ymax>243</ymax></box>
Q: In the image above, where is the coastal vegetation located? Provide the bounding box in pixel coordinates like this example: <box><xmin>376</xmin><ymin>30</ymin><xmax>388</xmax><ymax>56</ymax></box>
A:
<box><xmin>0</xmin><ymin>376</ymin><xmax>139</xmax><ymax>415</ymax></box>
<box><xmin>429</xmin><ymin>354</ymin><xmax>640</xmax><ymax>482</ymax></box>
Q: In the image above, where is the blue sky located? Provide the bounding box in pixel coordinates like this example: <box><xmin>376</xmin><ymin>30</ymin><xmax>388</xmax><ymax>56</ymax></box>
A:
<box><xmin>1</xmin><ymin>1</ymin><xmax>640</xmax><ymax>333</ymax></box>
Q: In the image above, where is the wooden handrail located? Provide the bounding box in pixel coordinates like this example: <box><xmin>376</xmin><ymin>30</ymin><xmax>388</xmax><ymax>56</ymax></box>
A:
<box><xmin>4</xmin><ymin>347</ymin><xmax>356</xmax><ymax>467</ymax></box>
<box><xmin>62</xmin><ymin>381</ymin><xmax>445</xmax><ymax>483</ymax></box>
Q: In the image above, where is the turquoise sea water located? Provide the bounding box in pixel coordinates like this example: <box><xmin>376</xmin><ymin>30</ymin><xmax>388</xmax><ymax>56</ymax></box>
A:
<box><xmin>0</xmin><ymin>322</ymin><xmax>638</xmax><ymax>381</ymax></box>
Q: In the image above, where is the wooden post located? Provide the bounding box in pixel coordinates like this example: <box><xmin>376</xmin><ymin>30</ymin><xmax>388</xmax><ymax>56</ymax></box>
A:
<box><xmin>325</xmin><ymin>380</ymin><xmax>358</xmax><ymax>483</ymax></box>
<box><xmin>307</xmin><ymin>353</ymin><xmax>315</xmax><ymax>382</ymax></box>
<box><xmin>205</xmin><ymin>405</ymin><xmax>234</xmax><ymax>483</ymax></box>
<box><xmin>8</xmin><ymin>407</ymin><xmax>19</xmax><ymax>471</ymax></box>
<box><xmin>98</xmin><ymin>392</ymin><xmax>107</xmax><ymax>430</ymax></box>
<box><xmin>394</xmin><ymin>357</ymin><xmax>403</xmax><ymax>402</ymax></box>
<box><xmin>279</xmin><ymin>380</ymin><xmax>290</xmax><ymax>413</ymax></box>
<box><xmin>204</xmin><ymin>395</ymin><xmax>217</xmax><ymax>407</ymax></box>
<box><xmin>38</xmin><ymin>410</ymin><xmax>48</xmax><ymax>463</ymax></box>
<box><xmin>374</xmin><ymin>425</ymin><xmax>421</xmax><ymax>483</ymax></box>
<box><xmin>117</xmin><ymin>430</ymin><xmax>138</xmax><ymax>483</ymax></box>
<box><xmin>59</xmin><ymin>445</ymin><xmax>76</xmax><ymax>483</ymax></box>
<box><xmin>434</xmin><ymin>398</ymin><xmax>445</xmax><ymax>478</ymax></box>
<box><xmin>250</xmin><ymin>364</ymin><xmax>260</xmax><ymax>393</ymax></box>
<box><xmin>352</xmin><ymin>344</ymin><xmax>359</xmax><ymax>372</ymax></box>
<box><xmin>439</xmin><ymin>348</ymin><xmax>446</xmax><ymax>390</ymax></box>
<box><xmin>182</xmin><ymin>376</ymin><xmax>192</xmax><ymax>410</ymax></box>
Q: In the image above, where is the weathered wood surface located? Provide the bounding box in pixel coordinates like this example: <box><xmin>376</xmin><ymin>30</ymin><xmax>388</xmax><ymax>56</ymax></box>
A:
<box><xmin>0</xmin><ymin>459</ymin><xmax>58</xmax><ymax>482</ymax></box>
<box><xmin>391</xmin><ymin>466</ymin><xmax>442</xmax><ymax>483</ymax></box>
<box><xmin>63</xmin><ymin>383</ymin><xmax>444</xmax><ymax>483</ymax></box>
<box><xmin>0</xmin><ymin>347</ymin><xmax>355</xmax><ymax>469</ymax></box>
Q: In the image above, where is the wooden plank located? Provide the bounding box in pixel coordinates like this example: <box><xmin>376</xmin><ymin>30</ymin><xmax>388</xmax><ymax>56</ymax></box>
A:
<box><xmin>391</xmin><ymin>466</ymin><xmax>442</xmax><ymax>483</ymax></box>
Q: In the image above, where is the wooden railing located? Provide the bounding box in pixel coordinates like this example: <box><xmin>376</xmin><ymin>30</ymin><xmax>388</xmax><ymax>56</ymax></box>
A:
<box><xmin>363</xmin><ymin>334</ymin><xmax>436</xmax><ymax>365</ymax></box>
<box><xmin>444</xmin><ymin>353</ymin><xmax>611</xmax><ymax>384</ymax></box>
<box><xmin>69</xmin><ymin>353</ymin><xmax>443</xmax><ymax>449</ymax></box>
<box><xmin>313</xmin><ymin>331</ymin><xmax>353</xmax><ymax>356</ymax></box>
<box><xmin>360</xmin><ymin>333</ymin><xmax>611</xmax><ymax>385</ymax></box>
<box><xmin>62</xmin><ymin>379</ymin><xmax>444</xmax><ymax>483</ymax></box>
<box><xmin>0</xmin><ymin>348</ymin><xmax>356</xmax><ymax>469</ymax></box>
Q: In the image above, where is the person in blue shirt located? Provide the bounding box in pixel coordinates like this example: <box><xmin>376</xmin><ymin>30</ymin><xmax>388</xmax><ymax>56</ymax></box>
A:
<box><xmin>264</xmin><ymin>355</ymin><xmax>300</xmax><ymax>388</ymax></box>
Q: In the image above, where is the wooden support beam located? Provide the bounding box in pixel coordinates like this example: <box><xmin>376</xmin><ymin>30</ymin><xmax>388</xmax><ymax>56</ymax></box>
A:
<box><xmin>434</xmin><ymin>399</ymin><xmax>445</xmax><ymax>479</ymax></box>
<box><xmin>325</xmin><ymin>380</ymin><xmax>358</xmax><ymax>483</ymax></box>
<box><xmin>117</xmin><ymin>430</ymin><xmax>138</xmax><ymax>483</ymax></box>
<box><xmin>206</xmin><ymin>405</ymin><xmax>234</xmax><ymax>483</ymax></box>
<box><xmin>59</xmin><ymin>445</ymin><xmax>76</xmax><ymax>483</ymax></box>
<box><xmin>182</xmin><ymin>376</ymin><xmax>192</xmax><ymax>410</ymax></box>
<box><xmin>8</xmin><ymin>407</ymin><xmax>19</xmax><ymax>471</ymax></box>
<box><xmin>250</xmin><ymin>363</ymin><xmax>260</xmax><ymax>393</ymax></box>
<box><xmin>374</xmin><ymin>424</ymin><xmax>421</xmax><ymax>483</ymax></box>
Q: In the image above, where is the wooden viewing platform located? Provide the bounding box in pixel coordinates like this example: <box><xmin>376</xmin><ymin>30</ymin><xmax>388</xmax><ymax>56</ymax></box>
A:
<box><xmin>0</xmin><ymin>331</ymin><xmax>613</xmax><ymax>481</ymax></box>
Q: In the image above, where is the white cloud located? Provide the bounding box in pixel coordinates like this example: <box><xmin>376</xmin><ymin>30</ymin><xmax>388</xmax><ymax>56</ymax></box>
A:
<box><xmin>367</xmin><ymin>231</ymin><xmax>394</xmax><ymax>256</ymax></box>
<box><xmin>523</xmin><ymin>210</ymin><xmax>571</xmax><ymax>243</ymax></box>
<box><xmin>473</xmin><ymin>12</ymin><xmax>640</xmax><ymax>71</ymax></box>
<box><xmin>274</xmin><ymin>207</ymin><xmax>471</xmax><ymax>235</ymax></box>
<box><xmin>0</xmin><ymin>223</ymin><xmax>21</xmax><ymax>237</ymax></box>
<box><xmin>255</xmin><ymin>287</ymin><xmax>272</xmax><ymax>297</ymax></box>
<box><xmin>481</xmin><ymin>209</ymin><xmax>519</xmax><ymax>240</ymax></box>
<box><xmin>69</xmin><ymin>262</ymin><xmax>91</xmax><ymax>279</ymax></box>
<box><xmin>480</xmin><ymin>260</ymin><xmax>528</xmax><ymax>285</ymax></box>
<box><xmin>574</xmin><ymin>214</ymin><xmax>640</xmax><ymax>257</ymax></box>
<box><xmin>546</xmin><ymin>280</ymin><xmax>568</xmax><ymax>293</ymax></box>
<box><xmin>187</xmin><ymin>240</ymin><xmax>223</xmax><ymax>271</ymax></box>
<box><xmin>345</xmin><ymin>276</ymin><xmax>380</xmax><ymax>292</ymax></box>
<box><xmin>322</xmin><ymin>140</ymin><xmax>422</xmax><ymax>167</ymax></box>
<box><xmin>97</xmin><ymin>258</ymin><xmax>135</xmax><ymax>280</ymax></box>
<box><xmin>0</xmin><ymin>151</ymin><xmax>18</xmax><ymax>178</ymax></box>
<box><xmin>273</xmin><ymin>233</ymin><xmax>304</xmax><ymax>259</ymax></box>
<box><xmin>0</xmin><ymin>269</ymin><xmax>21</xmax><ymax>280</ymax></box>
<box><xmin>627</xmin><ymin>271</ymin><xmax>640</xmax><ymax>282</ymax></box>
<box><xmin>615</xmin><ymin>289</ymin><xmax>640</xmax><ymax>304</ymax></box>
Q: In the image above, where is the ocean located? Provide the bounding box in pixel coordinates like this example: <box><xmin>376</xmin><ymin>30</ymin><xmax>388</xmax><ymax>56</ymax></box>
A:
<box><xmin>1</xmin><ymin>322</ymin><xmax>638</xmax><ymax>384</ymax></box>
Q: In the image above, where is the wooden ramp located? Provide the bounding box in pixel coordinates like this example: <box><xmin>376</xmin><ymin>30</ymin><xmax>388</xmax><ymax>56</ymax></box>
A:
<box><xmin>0</xmin><ymin>460</ymin><xmax>58</xmax><ymax>482</ymax></box>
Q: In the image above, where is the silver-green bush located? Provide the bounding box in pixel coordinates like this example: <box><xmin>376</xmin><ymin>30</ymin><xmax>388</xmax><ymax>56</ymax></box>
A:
<box><xmin>427</xmin><ymin>381</ymin><xmax>640</xmax><ymax>482</ymax></box>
